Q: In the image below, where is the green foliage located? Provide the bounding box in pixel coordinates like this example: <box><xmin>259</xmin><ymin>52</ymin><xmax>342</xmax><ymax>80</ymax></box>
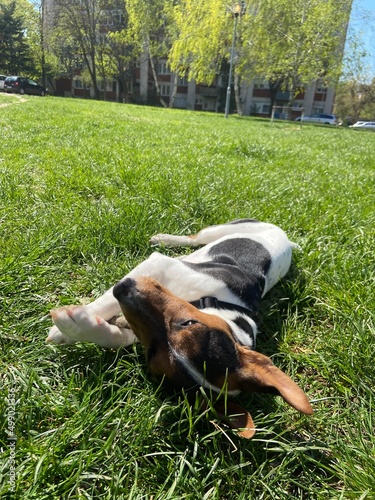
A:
<box><xmin>169</xmin><ymin>0</ymin><xmax>230</xmax><ymax>84</ymax></box>
<box><xmin>335</xmin><ymin>78</ymin><xmax>375</xmax><ymax>122</ymax></box>
<box><xmin>169</xmin><ymin>0</ymin><xmax>353</xmax><ymax>96</ymax></box>
<box><xmin>244</xmin><ymin>0</ymin><xmax>353</xmax><ymax>100</ymax></box>
<box><xmin>51</xmin><ymin>0</ymin><xmax>126</xmax><ymax>98</ymax></box>
<box><xmin>335</xmin><ymin>31</ymin><xmax>375</xmax><ymax>121</ymax></box>
<box><xmin>124</xmin><ymin>0</ymin><xmax>171</xmax><ymax>56</ymax></box>
<box><xmin>0</xmin><ymin>96</ymin><xmax>374</xmax><ymax>498</ymax></box>
<box><xmin>0</xmin><ymin>0</ymin><xmax>33</xmax><ymax>74</ymax></box>
<box><xmin>115</xmin><ymin>0</ymin><xmax>177</xmax><ymax>106</ymax></box>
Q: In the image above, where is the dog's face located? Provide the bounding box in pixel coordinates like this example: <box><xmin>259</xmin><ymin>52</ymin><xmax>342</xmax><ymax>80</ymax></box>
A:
<box><xmin>113</xmin><ymin>276</ymin><xmax>313</xmax><ymax>416</ymax></box>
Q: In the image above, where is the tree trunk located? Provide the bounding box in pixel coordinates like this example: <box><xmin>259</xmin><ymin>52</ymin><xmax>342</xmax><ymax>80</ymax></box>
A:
<box><xmin>103</xmin><ymin>79</ymin><xmax>107</xmax><ymax>101</ymax></box>
<box><xmin>268</xmin><ymin>78</ymin><xmax>282</xmax><ymax>116</ymax></box>
<box><xmin>234</xmin><ymin>72</ymin><xmax>242</xmax><ymax>115</ymax></box>
<box><xmin>287</xmin><ymin>78</ymin><xmax>299</xmax><ymax>119</ymax></box>
<box><xmin>81</xmin><ymin>48</ymin><xmax>100</xmax><ymax>99</ymax></box>
<box><xmin>148</xmin><ymin>50</ymin><xmax>168</xmax><ymax>108</ymax></box>
<box><xmin>169</xmin><ymin>72</ymin><xmax>178</xmax><ymax>108</ymax></box>
<box><xmin>91</xmin><ymin>53</ymin><xmax>100</xmax><ymax>100</ymax></box>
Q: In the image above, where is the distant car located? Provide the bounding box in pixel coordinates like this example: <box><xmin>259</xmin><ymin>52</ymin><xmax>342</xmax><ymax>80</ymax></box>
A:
<box><xmin>0</xmin><ymin>75</ymin><xmax>7</xmax><ymax>91</ymax></box>
<box><xmin>4</xmin><ymin>76</ymin><xmax>46</xmax><ymax>96</ymax></box>
<box><xmin>295</xmin><ymin>113</ymin><xmax>337</xmax><ymax>125</ymax></box>
<box><xmin>350</xmin><ymin>121</ymin><xmax>375</xmax><ymax>130</ymax></box>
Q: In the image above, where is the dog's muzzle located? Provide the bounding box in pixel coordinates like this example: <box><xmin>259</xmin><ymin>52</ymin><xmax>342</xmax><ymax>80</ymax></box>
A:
<box><xmin>113</xmin><ymin>277</ymin><xmax>137</xmax><ymax>303</ymax></box>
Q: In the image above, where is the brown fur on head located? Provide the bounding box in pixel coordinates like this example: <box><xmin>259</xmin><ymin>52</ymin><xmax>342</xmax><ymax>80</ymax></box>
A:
<box><xmin>113</xmin><ymin>276</ymin><xmax>313</xmax><ymax>435</ymax></box>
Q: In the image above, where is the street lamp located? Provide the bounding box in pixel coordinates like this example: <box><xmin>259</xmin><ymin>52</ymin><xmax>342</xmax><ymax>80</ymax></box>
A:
<box><xmin>225</xmin><ymin>3</ymin><xmax>244</xmax><ymax>118</ymax></box>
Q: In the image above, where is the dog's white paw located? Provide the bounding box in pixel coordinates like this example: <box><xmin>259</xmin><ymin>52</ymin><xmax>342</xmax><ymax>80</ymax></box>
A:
<box><xmin>47</xmin><ymin>323</ymin><xmax>77</xmax><ymax>345</ymax></box>
<box><xmin>47</xmin><ymin>306</ymin><xmax>133</xmax><ymax>348</ymax></box>
<box><xmin>150</xmin><ymin>233</ymin><xmax>190</xmax><ymax>247</ymax></box>
<box><xmin>150</xmin><ymin>233</ymin><xmax>169</xmax><ymax>245</ymax></box>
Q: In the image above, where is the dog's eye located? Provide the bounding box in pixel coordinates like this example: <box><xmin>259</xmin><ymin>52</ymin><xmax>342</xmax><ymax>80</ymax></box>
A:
<box><xmin>180</xmin><ymin>319</ymin><xmax>199</xmax><ymax>327</ymax></box>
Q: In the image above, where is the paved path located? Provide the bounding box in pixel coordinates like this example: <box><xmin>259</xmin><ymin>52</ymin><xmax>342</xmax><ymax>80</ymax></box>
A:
<box><xmin>0</xmin><ymin>92</ymin><xmax>27</xmax><ymax>108</ymax></box>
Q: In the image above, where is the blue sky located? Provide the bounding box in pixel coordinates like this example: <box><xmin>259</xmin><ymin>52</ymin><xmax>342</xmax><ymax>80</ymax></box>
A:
<box><xmin>350</xmin><ymin>0</ymin><xmax>375</xmax><ymax>72</ymax></box>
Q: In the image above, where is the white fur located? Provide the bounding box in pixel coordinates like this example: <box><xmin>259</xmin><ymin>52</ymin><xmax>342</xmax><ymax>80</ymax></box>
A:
<box><xmin>201</xmin><ymin>308</ymin><xmax>257</xmax><ymax>349</ymax></box>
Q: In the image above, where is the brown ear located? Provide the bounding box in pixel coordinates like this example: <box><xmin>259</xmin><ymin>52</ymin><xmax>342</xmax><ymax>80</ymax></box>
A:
<box><xmin>236</xmin><ymin>346</ymin><xmax>313</xmax><ymax>415</ymax></box>
<box><xmin>214</xmin><ymin>401</ymin><xmax>256</xmax><ymax>439</ymax></box>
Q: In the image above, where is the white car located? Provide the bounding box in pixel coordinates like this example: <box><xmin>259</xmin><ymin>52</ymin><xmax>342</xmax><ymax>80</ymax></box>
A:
<box><xmin>350</xmin><ymin>121</ymin><xmax>375</xmax><ymax>130</ymax></box>
<box><xmin>295</xmin><ymin>113</ymin><xmax>337</xmax><ymax>125</ymax></box>
<box><xmin>0</xmin><ymin>75</ymin><xmax>7</xmax><ymax>91</ymax></box>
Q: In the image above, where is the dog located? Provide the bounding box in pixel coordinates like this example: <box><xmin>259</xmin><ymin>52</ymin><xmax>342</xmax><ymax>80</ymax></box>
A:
<box><xmin>47</xmin><ymin>219</ymin><xmax>313</xmax><ymax>438</ymax></box>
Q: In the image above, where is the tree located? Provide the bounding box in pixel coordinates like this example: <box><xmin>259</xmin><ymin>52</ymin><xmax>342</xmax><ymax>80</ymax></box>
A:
<box><xmin>0</xmin><ymin>1</ymin><xmax>32</xmax><ymax>74</ymax></box>
<box><xmin>95</xmin><ymin>3</ymin><xmax>128</xmax><ymax>101</ymax></box>
<box><xmin>169</xmin><ymin>0</ymin><xmax>229</xmax><ymax>85</ymax></box>
<box><xmin>334</xmin><ymin>6</ymin><xmax>375</xmax><ymax>123</ymax></box>
<box><xmin>53</xmin><ymin>0</ymin><xmax>111</xmax><ymax>99</ymax></box>
<box><xmin>335</xmin><ymin>31</ymin><xmax>374</xmax><ymax>122</ymax></box>
<box><xmin>335</xmin><ymin>79</ymin><xmax>375</xmax><ymax>122</ymax></box>
<box><xmin>244</xmin><ymin>0</ymin><xmax>353</xmax><ymax>108</ymax></box>
<box><xmin>107</xmin><ymin>30</ymin><xmax>135</xmax><ymax>102</ymax></box>
<box><xmin>168</xmin><ymin>0</ymin><xmax>353</xmax><ymax>114</ymax></box>
<box><xmin>118</xmin><ymin>0</ymin><xmax>175</xmax><ymax>107</ymax></box>
<box><xmin>46</xmin><ymin>28</ymin><xmax>80</xmax><ymax>94</ymax></box>
<box><xmin>169</xmin><ymin>0</ymin><xmax>251</xmax><ymax>111</ymax></box>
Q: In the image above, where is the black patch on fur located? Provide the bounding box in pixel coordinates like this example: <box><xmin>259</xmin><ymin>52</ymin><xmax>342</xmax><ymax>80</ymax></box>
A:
<box><xmin>185</xmin><ymin>238</ymin><xmax>271</xmax><ymax>311</ymax></box>
<box><xmin>233</xmin><ymin>316</ymin><xmax>256</xmax><ymax>348</ymax></box>
<box><xmin>189</xmin><ymin>327</ymin><xmax>240</xmax><ymax>378</ymax></box>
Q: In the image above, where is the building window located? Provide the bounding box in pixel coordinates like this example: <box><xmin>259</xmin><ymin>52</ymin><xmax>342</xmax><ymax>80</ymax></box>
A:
<box><xmin>102</xmin><ymin>10</ymin><xmax>123</xmax><ymax>26</ymax></box>
<box><xmin>312</xmin><ymin>106</ymin><xmax>324</xmax><ymax>114</ymax></box>
<box><xmin>160</xmin><ymin>85</ymin><xmax>170</xmax><ymax>96</ymax></box>
<box><xmin>113</xmin><ymin>10</ymin><xmax>123</xmax><ymax>24</ymax></box>
<box><xmin>316</xmin><ymin>86</ymin><xmax>327</xmax><ymax>94</ymax></box>
<box><xmin>253</xmin><ymin>79</ymin><xmax>269</xmax><ymax>89</ymax></box>
<box><xmin>99</xmin><ymin>80</ymin><xmax>116</xmax><ymax>92</ymax></box>
<box><xmin>253</xmin><ymin>101</ymin><xmax>271</xmax><ymax>114</ymax></box>
<box><xmin>177</xmin><ymin>75</ymin><xmax>188</xmax><ymax>86</ymax></box>
<box><xmin>158</xmin><ymin>62</ymin><xmax>170</xmax><ymax>75</ymax></box>
<box><xmin>74</xmin><ymin>79</ymin><xmax>84</xmax><ymax>89</ymax></box>
<box><xmin>175</xmin><ymin>97</ymin><xmax>187</xmax><ymax>108</ymax></box>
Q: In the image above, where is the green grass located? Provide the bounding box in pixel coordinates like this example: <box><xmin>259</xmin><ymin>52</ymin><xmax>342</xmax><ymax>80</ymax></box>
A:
<box><xmin>1</xmin><ymin>95</ymin><xmax>374</xmax><ymax>499</ymax></box>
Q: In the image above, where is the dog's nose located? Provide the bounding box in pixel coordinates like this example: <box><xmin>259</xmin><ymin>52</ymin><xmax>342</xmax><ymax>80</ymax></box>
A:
<box><xmin>113</xmin><ymin>278</ymin><xmax>136</xmax><ymax>300</ymax></box>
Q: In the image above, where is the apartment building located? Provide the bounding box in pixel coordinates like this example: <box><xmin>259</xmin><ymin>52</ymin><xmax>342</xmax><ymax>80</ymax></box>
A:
<box><xmin>44</xmin><ymin>0</ymin><xmax>340</xmax><ymax>116</ymax></box>
<box><xmin>56</xmin><ymin>57</ymin><xmax>335</xmax><ymax>118</ymax></box>
<box><xmin>135</xmin><ymin>61</ymin><xmax>336</xmax><ymax>116</ymax></box>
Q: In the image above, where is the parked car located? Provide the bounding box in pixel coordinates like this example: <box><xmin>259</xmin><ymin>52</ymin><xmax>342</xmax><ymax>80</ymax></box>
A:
<box><xmin>295</xmin><ymin>113</ymin><xmax>337</xmax><ymax>125</ymax></box>
<box><xmin>4</xmin><ymin>76</ymin><xmax>46</xmax><ymax>96</ymax></box>
<box><xmin>350</xmin><ymin>121</ymin><xmax>375</xmax><ymax>130</ymax></box>
<box><xmin>0</xmin><ymin>75</ymin><xmax>7</xmax><ymax>91</ymax></box>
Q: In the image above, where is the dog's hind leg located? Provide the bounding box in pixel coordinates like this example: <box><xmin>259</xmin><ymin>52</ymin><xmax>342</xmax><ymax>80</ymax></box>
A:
<box><xmin>150</xmin><ymin>221</ymin><xmax>250</xmax><ymax>248</ymax></box>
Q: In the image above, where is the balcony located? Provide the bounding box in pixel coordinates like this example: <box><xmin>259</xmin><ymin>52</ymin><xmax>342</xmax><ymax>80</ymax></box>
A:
<box><xmin>197</xmin><ymin>85</ymin><xmax>217</xmax><ymax>97</ymax></box>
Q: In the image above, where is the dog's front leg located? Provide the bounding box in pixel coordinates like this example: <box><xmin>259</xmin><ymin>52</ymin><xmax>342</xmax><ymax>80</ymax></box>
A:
<box><xmin>46</xmin><ymin>283</ymin><xmax>128</xmax><ymax>347</ymax></box>
<box><xmin>47</xmin><ymin>305</ymin><xmax>137</xmax><ymax>348</ymax></box>
<box><xmin>46</xmin><ymin>252</ymin><xmax>175</xmax><ymax>348</ymax></box>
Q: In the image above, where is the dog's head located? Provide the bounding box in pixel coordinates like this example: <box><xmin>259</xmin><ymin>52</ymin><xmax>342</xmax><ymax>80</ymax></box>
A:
<box><xmin>113</xmin><ymin>276</ymin><xmax>312</xmax><ymax>436</ymax></box>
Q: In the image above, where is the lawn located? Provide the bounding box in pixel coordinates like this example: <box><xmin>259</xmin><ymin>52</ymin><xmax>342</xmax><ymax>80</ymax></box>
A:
<box><xmin>1</xmin><ymin>94</ymin><xmax>374</xmax><ymax>499</ymax></box>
